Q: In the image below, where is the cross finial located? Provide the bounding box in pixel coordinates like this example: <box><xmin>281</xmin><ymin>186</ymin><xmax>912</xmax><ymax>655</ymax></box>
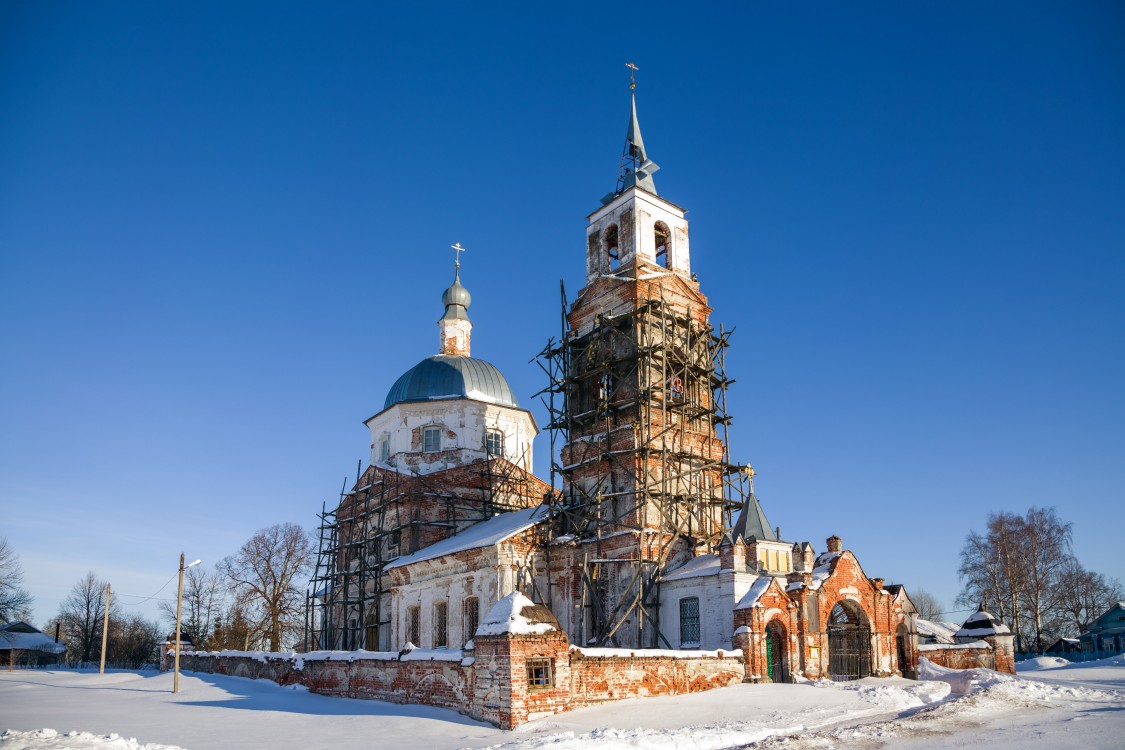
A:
<box><xmin>744</xmin><ymin>464</ymin><xmax>757</xmax><ymax>492</ymax></box>
<box><xmin>626</xmin><ymin>62</ymin><xmax>638</xmax><ymax>91</ymax></box>
<box><xmin>451</xmin><ymin>242</ymin><xmax>466</xmax><ymax>272</ymax></box>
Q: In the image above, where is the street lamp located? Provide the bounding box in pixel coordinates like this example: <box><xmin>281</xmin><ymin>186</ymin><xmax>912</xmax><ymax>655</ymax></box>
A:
<box><xmin>173</xmin><ymin>553</ymin><xmax>202</xmax><ymax>694</ymax></box>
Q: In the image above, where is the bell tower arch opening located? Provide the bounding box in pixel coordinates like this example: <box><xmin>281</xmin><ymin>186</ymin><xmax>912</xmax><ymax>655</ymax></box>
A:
<box><xmin>605</xmin><ymin>224</ymin><xmax>620</xmax><ymax>272</ymax></box>
<box><xmin>653</xmin><ymin>221</ymin><xmax>670</xmax><ymax>269</ymax></box>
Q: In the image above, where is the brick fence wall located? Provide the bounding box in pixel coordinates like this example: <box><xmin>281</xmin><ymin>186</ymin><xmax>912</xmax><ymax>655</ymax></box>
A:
<box><xmin>178</xmin><ymin>637</ymin><xmax>745</xmax><ymax>729</ymax></box>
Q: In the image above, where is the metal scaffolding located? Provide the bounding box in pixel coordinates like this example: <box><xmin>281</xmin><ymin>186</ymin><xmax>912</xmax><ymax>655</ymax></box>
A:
<box><xmin>535</xmin><ymin>284</ymin><xmax>750</xmax><ymax>649</ymax></box>
<box><xmin>304</xmin><ymin>452</ymin><xmax>543</xmax><ymax>652</ymax></box>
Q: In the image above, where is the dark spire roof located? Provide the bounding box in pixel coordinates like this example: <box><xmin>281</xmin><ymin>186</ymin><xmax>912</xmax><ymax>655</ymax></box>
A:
<box><xmin>603</xmin><ymin>81</ymin><xmax>660</xmax><ymax>204</ymax></box>
<box><xmin>732</xmin><ymin>491</ymin><xmax>777</xmax><ymax>542</ymax></box>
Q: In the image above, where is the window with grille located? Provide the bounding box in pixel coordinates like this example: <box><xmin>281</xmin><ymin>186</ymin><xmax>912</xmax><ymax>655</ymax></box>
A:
<box><xmin>407</xmin><ymin>605</ymin><xmax>420</xmax><ymax>647</ymax></box>
<box><xmin>423</xmin><ymin>427</ymin><xmax>441</xmax><ymax>453</ymax></box>
<box><xmin>679</xmin><ymin>597</ymin><xmax>701</xmax><ymax>647</ymax></box>
<box><xmin>463</xmin><ymin>597</ymin><xmax>480</xmax><ymax>644</ymax></box>
<box><xmin>526</xmin><ymin>657</ymin><xmax>553</xmax><ymax>689</ymax></box>
<box><xmin>433</xmin><ymin>601</ymin><xmax>448</xmax><ymax>648</ymax></box>
<box><xmin>485</xmin><ymin>429</ymin><xmax>504</xmax><ymax>457</ymax></box>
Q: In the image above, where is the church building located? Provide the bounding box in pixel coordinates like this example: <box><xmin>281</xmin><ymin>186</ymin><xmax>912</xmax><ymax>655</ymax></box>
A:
<box><xmin>305</xmin><ymin>79</ymin><xmax>1012</xmax><ymax>690</ymax></box>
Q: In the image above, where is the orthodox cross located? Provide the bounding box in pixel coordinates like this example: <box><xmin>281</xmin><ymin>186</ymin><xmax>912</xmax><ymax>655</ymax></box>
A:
<box><xmin>626</xmin><ymin>62</ymin><xmax>638</xmax><ymax>91</ymax></box>
<box><xmin>451</xmin><ymin>242</ymin><xmax>466</xmax><ymax>271</ymax></box>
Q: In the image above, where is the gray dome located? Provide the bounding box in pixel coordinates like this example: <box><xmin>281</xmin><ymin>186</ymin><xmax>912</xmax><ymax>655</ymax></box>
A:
<box><xmin>442</xmin><ymin>278</ymin><xmax>471</xmax><ymax>309</ymax></box>
<box><xmin>384</xmin><ymin>355</ymin><xmax>519</xmax><ymax>410</ymax></box>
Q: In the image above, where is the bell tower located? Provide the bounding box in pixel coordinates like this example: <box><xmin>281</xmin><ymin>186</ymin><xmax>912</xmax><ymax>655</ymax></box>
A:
<box><xmin>539</xmin><ymin>71</ymin><xmax>748</xmax><ymax>648</ymax></box>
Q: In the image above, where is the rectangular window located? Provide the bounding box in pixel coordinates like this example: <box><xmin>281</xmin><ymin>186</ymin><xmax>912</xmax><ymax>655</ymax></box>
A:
<box><xmin>485</xmin><ymin>429</ymin><xmax>504</xmax><ymax>457</ymax></box>
<box><xmin>526</xmin><ymin>657</ymin><xmax>553</xmax><ymax>689</ymax></box>
<box><xmin>423</xmin><ymin>427</ymin><xmax>441</xmax><ymax>453</ymax></box>
<box><xmin>380</xmin><ymin>437</ymin><xmax>390</xmax><ymax>463</ymax></box>
<box><xmin>463</xmin><ymin>597</ymin><xmax>480</xmax><ymax>644</ymax></box>
<box><xmin>679</xmin><ymin>596</ymin><xmax>701</xmax><ymax>647</ymax></box>
<box><xmin>407</xmin><ymin>605</ymin><xmax>421</xmax><ymax>647</ymax></box>
<box><xmin>433</xmin><ymin>601</ymin><xmax>448</xmax><ymax>648</ymax></box>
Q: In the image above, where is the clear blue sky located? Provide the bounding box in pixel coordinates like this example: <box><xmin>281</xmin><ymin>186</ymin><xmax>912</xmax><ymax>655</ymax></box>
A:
<box><xmin>2</xmin><ymin>2</ymin><xmax>1122</xmax><ymax>628</ymax></box>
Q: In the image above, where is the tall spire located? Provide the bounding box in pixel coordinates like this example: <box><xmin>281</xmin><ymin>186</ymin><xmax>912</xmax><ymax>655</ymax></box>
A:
<box><xmin>439</xmin><ymin>242</ymin><xmax>472</xmax><ymax>356</ymax></box>
<box><xmin>606</xmin><ymin>63</ymin><xmax>660</xmax><ymax>203</ymax></box>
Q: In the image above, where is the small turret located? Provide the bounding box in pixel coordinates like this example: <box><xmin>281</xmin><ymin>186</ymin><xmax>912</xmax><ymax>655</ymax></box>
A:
<box><xmin>438</xmin><ymin>243</ymin><xmax>472</xmax><ymax>356</ymax></box>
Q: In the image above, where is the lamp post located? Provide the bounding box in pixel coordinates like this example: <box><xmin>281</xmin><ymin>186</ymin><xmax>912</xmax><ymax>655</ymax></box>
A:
<box><xmin>173</xmin><ymin>553</ymin><xmax>202</xmax><ymax>694</ymax></box>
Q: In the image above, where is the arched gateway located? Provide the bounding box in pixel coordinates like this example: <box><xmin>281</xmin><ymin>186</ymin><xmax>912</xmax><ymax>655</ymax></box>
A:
<box><xmin>827</xmin><ymin>600</ymin><xmax>872</xmax><ymax>681</ymax></box>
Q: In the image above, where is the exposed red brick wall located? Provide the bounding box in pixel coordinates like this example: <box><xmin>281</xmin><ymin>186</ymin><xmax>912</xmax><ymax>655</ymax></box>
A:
<box><xmin>919</xmin><ymin>648</ymin><xmax>996</xmax><ymax>671</ymax></box>
<box><xmin>568</xmin><ymin>650</ymin><xmax>744</xmax><ymax>707</ymax></box>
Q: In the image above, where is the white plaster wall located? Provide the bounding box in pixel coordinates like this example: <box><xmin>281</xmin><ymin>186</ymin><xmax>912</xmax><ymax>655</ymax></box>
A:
<box><xmin>366</xmin><ymin>400</ymin><xmax>537</xmax><ymax>474</ymax></box>
<box><xmin>585</xmin><ymin>188</ymin><xmax>690</xmax><ymax>282</ymax></box>
<box><xmin>389</xmin><ymin>544</ymin><xmax>533</xmax><ymax>649</ymax></box>
<box><xmin>660</xmin><ymin>571</ymin><xmax>758</xmax><ymax>649</ymax></box>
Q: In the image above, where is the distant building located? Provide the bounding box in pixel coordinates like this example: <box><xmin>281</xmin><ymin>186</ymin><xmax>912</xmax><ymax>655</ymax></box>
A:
<box><xmin>1079</xmin><ymin>601</ymin><xmax>1125</xmax><ymax>656</ymax></box>
<box><xmin>158</xmin><ymin>631</ymin><xmax>195</xmax><ymax>671</ymax></box>
<box><xmin>0</xmin><ymin>621</ymin><xmax>66</xmax><ymax>667</ymax></box>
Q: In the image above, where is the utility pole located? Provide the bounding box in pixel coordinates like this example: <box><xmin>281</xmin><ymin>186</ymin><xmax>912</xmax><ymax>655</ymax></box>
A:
<box><xmin>99</xmin><ymin>583</ymin><xmax>111</xmax><ymax>674</ymax></box>
<box><xmin>174</xmin><ymin>553</ymin><xmax>185</xmax><ymax>693</ymax></box>
<box><xmin>174</xmin><ymin>554</ymin><xmax>201</xmax><ymax>694</ymax></box>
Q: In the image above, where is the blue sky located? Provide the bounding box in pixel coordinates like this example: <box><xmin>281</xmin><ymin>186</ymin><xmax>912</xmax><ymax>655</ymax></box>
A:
<box><xmin>2</xmin><ymin>2</ymin><xmax>1122</xmax><ymax>628</ymax></box>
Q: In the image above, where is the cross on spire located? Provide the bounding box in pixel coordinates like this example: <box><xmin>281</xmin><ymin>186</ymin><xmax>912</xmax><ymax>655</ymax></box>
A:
<box><xmin>626</xmin><ymin>61</ymin><xmax>638</xmax><ymax>90</ymax></box>
<box><xmin>450</xmin><ymin>242</ymin><xmax>466</xmax><ymax>277</ymax></box>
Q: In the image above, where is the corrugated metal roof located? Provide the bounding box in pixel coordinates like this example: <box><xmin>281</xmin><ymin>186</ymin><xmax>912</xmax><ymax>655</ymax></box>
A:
<box><xmin>384</xmin><ymin>355</ymin><xmax>519</xmax><ymax>410</ymax></box>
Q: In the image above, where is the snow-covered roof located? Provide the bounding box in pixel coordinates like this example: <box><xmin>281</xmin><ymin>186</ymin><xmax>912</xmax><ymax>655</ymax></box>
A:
<box><xmin>735</xmin><ymin>576</ymin><xmax>775</xmax><ymax>610</ymax></box>
<box><xmin>662</xmin><ymin>554</ymin><xmax>720</xmax><ymax>582</ymax></box>
<box><xmin>955</xmin><ymin>606</ymin><xmax>1011</xmax><ymax>638</ymax></box>
<box><xmin>476</xmin><ymin>592</ymin><xmax>559</xmax><ymax>636</ymax></box>
<box><xmin>384</xmin><ymin>504</ymin><xmax>549</xmax><ymax>570</ymax></box>
<box><xmin>916</xmin><ymin>618</ymin><xmax>960</xmax><ymax>644</ymax></box>
<box><xmin>0</xmin><ymin>623</ymin><xmax>66</xmax><ymax>654</ymax></box>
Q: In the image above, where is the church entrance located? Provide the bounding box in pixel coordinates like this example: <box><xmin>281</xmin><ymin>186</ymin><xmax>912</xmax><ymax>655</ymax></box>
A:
<box><xmin>827</xmin><ymin>601</ymin><xmax>872</xmax><ymax>681</ymax></box>
<box><xmin>765</xmin><ymin>620</ymin><xmax>787</xmax><ymax>682</ymax></box>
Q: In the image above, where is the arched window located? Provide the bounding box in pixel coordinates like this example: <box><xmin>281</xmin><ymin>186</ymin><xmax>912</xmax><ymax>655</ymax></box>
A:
<box><xmin>605</xmin><ymin>224</ymin><xmax>620</xmax><ymax>271</ymax></box>
<box><xmin>679</xmin><ymin>596</ymin><xmax>701</xmax><ymax>647</ymax></box>
<box><xmin>485</xmin><ymin>429</ymin><xmax>504</xmax><ymax>457</ymax></box>
<box><xmin>463</xmin><ymin>597</ymin><xmax>480</xmax><ymax>645</ymax></box>
<box><xmin>654</xmin><ymin>221</ymin><xmax>671</xmax><ymax>268</ymax></box>
<box><xmin>423</xmin><ymin>426</ymin><xmax>441</xmax><ymax>453</ymax></box>
<box><xmin>433</xmin><ymin>601</ymin><xmax>448</xmax><ymax>648</ymax></box>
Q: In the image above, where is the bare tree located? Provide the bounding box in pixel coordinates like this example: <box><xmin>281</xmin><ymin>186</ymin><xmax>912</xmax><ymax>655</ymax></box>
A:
<box><xmin>909</xmin><ymin>588</ymin><xmax>945</xmax><ymax>621</ymax></box>
<box><xmin>0</xmin><ymin>537</ymin><xmax>33</xmax><ymax>622</ymax></box>
<box><xmin>1019</xmin><ymin>506</ymin><xmax>1073</xmax><ymax>652</ymax></box>
<box><xmin>57</xmin><ymin>572</ymin><xmax>117</xmax><ymax>665</ymax></box>
<box><xmin>220</xmin><ymin>523</ymin><xmax>313</xmax><ymax>651</ymax></box>
<box><xmin>106</xmin><ymin>613</ymin><xmax>161</xmax><ymax>668</ymax></box>
<box><xmin>1056</xmin><ymin>559</ymin><xmax>1123</xmax><ymax>636</ymax></box>
<box><xmin>158</xmin><ymin>565</ymin><xmax>225</xmax><ymax>650</ymax></box>
<box><xmin>958</xmin><ymin>511</ymin><xmax>1029</xmax><ymax>650</ymax></box>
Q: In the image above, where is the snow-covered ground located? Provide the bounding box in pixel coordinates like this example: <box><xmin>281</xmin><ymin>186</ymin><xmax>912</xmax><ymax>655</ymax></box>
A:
<box><xmin>2</xmin><ymin>657</ymin><xmax>1123</xmax><ymax>750</ymax></box>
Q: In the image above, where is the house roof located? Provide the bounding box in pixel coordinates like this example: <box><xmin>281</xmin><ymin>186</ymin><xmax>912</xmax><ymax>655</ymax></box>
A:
<box><xmin>384</xmin><ymin>504</ymin><xmax>550</xmax><ymax>570</ymax></box>
<box><xmin>0</xmin><ymin>622</ymin><xmax>65</xmax><ymax>654</ymax></box>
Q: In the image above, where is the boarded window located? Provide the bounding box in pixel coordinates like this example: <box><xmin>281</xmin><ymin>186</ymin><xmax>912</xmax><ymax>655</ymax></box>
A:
<box><xmin>679</xmin><ymin>597</ymin><xmax>701</xmax><ymax>647</ymax></box>
<box><xmin>463</xmin><ymin>597</ymin><xmax>480</xmax><ymax>644</ymax></box>
<box><xmin>423</xmin><ymin>427</ymin><xmax>441</xmax><ymax>453</ymax></box>
<box><xmin>485</xmin><ymin>429</ymin><xmax>504</xmax><ymax>457</ymax></box>
<box><xmin>407</xmin><ymin>605</ymin><xmax>421</xmax><ymax>647</ymax></box>
<box><xmin>380</xmin><ymin>437</ymin><xmax>390</xmax><ymax>463</ymax></box>
<box><xmin>433</xmin><ymin>601</ymin><xmax>448</xmax><ymax>648</ymax></box>
<box><xmin>526</xmin><ymin>657</ymin><xmax>553</xmax><ymax>689</ymax></box>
